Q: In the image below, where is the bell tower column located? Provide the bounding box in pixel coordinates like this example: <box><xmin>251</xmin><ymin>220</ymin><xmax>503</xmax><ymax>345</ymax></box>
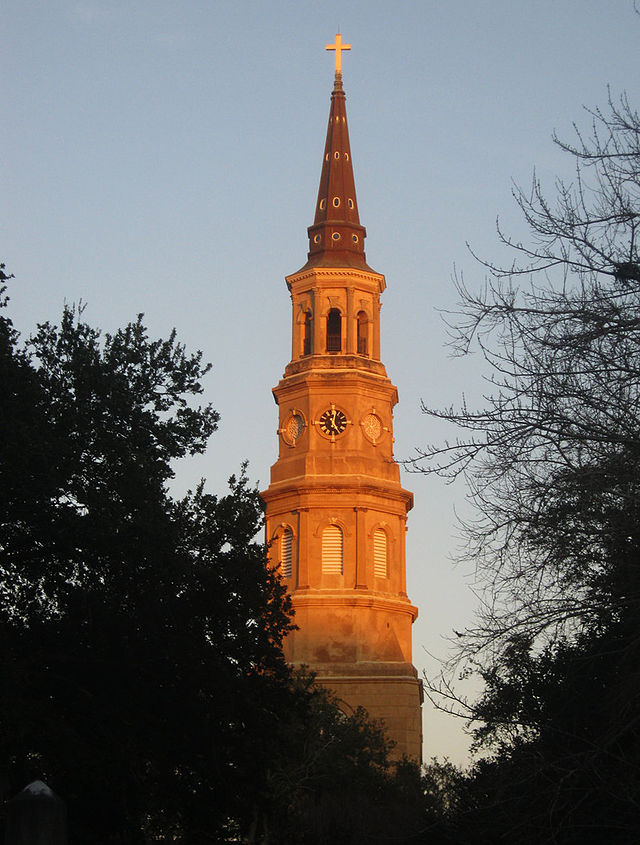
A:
<box><xmin>261</xmin><ymin>36</ymin><xmax>423</xmax><ymax>762</ymax></box>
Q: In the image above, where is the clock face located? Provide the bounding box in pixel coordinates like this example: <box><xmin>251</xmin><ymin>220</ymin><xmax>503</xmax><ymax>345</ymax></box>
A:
<box><xmin>319</xmin><ymin>407</ymin><xmax>347</xmax><ymax>437</ymax></box>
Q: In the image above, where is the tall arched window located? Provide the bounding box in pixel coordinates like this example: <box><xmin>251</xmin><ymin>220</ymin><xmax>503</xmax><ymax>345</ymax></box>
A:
<box><xmin>322</xmin><ymin>524</ymin><xmax>343</xmax><ymax>574</ymax></box>
<box><xmin>357</xmin><ymin>311</ymin><xmax>368</xmax><ymax>356</ymax></box>
<box><xmin>303</xmin><ymin>311</ymin><xmax>312</xmax><ymax>356</ymax></box>
<box><xmin>326</xmin><ymin>309</ymin><xmax>341</xmax><ymax>352</ymax></box>
<box><xmin>280</xmin><ymin>527</ymin><xmax>293</xmax><ymax>578</ymax></box>
<box><xmin>373</xmin><ymin>528</ymin><xmax>388</xmax><ymax>578</ymax></box>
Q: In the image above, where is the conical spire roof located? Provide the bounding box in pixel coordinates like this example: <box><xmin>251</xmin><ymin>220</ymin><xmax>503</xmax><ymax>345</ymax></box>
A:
<box><xmin>303</xmin><ymin>70</ymin><xmax>370</xmax><ymax>270</ymax></box>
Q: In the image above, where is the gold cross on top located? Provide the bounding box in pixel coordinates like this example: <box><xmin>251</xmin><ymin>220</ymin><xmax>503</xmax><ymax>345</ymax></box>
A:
<box><xmin>326</xmin><ymin>33</ymin><xmax>351</xmax><ymax>74</ymax></box>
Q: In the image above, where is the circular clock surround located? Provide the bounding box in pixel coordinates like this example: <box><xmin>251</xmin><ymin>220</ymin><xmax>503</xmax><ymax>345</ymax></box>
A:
<box><xmin>361</xmin><ymin>412</ymin><xmax>384</xmax><ymax>445</ymax></box>
<box><xmin>318</xmin><ymin>406</ymin><xmax>348</xmax><ymax>438</ymax></box>
<box><xmin>281</xmin><ymin>411</ymin><xmax>306</xmax><ymax>446</ymax></box>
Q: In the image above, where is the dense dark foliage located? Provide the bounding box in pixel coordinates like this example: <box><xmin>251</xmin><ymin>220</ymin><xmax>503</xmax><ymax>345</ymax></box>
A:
<box><xmin>0</xmin><ymin>268</ymin><xmax>297</xmax><ymax>842</ymax></box>
<box><xmin>259</xmin><ymin>677</ymin><xmax>437</xmax><ymax>844</ymax></box>
<box><xmin>416</xmin><ymin>93</ymin><xmax>640</xmax><ymax>842</ymax></box>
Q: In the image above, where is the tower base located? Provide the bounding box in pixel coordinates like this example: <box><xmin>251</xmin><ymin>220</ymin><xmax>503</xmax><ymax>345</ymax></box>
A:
<box><xmin>310</xmin><ymin>663</ymin><xmax>423</xmax><ymax>762</ymax></box>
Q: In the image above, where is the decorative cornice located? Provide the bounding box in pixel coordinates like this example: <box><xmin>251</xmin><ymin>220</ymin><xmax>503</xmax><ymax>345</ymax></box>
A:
<box><xmin>261</xmin><ymin>480</ymin><xmax>414</xmax><ymax>509</ymax></box>
<box><xmin>277</xmin><ymin>361</ymin><xmax>393</xmax><ymax>384</ymax></box>
<box><xmin>292</xmin><ymin>592</ymin><xmax>419</xmax><ymax>622</ymax></box>
<box><xmin>286</xmin><ymin>266</ymin><xmax>385</xmax><ymax>289</ymax></box>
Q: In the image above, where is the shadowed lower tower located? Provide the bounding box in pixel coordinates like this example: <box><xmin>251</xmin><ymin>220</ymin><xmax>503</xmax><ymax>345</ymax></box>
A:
<box><xmin>261</xmin><ymin>36</ymin><xmax>422</xmax><ymax>761</ymax></box>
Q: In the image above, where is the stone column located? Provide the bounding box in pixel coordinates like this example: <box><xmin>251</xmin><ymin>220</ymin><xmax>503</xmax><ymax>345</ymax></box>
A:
<box><xmin>354</xmin><ymin>507</ymin><xmax>368</xmax><ymax>589</ymax></box>
<box><xmin>291</xmin><ymin>292</ymin><xmax>297</xmax><ymax>360</ymax></box>
<box><xmin>373</xmin><ymin>300</ymin><xmax>382</xmax><ymax>360</ymax></box>
<box><xmin>312</xmin><ymin>292</ymin><xmax>322</xmax><ymax>354</ymax></box>
<box><xmin>346</xmin><ymin>288</ymin><xmax>355</xmax><ymax>353</ymax></box>
<box><xmin>296</xmin><ymin>508</ymin><xmax>310</xmax><ymax>589</ymax></box>
<box><xmin>399</xmin><ymin>514</ymin><xmax>408</xmax><ymax>596</ymax></box>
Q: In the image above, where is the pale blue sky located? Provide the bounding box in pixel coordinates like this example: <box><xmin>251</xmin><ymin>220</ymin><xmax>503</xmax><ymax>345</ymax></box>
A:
<box><xmin>4</xmin><ymin>1</ymin><xmax>640</xmax><ymax>764</ymax></box>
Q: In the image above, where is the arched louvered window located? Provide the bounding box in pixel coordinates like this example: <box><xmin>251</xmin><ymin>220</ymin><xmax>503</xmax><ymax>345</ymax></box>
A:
<box><xmin>373</xmin><ymin>528</ymin><xmax>388</xmax><ymax>578</ymax></box>
<box><xmin>322</xmin><ymin>524</ymin><xmax>343</xmax><ymax>574</ymax></box>
<box><xmin>357</xmin><ymin>311</ymin><xmax>368</xmax><ymax>356</ymax></box>
<box><xmin>326</xmin><ymin>309</ymin><xmax>341</xmax><ymax>352</ymax></box>
<box><xmin>280</xmin><ymin>528</ymin><xmax>293</xmax><ymax>578</ymax></box>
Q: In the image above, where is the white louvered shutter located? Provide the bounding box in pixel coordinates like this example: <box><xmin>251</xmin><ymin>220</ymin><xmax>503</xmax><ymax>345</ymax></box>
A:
<box><xmin>281</xmin><ymin>528</ymin><xmax>293</xmax><ymax>577</ymax></box>
<box><xmin>322</xmin><ymin>525</ymin><xmax>343</xmax><ymax>574</ymax></box>
<box><xmin>373</xmin><ymin>529</ymin><xmax>387</xmax><ymax>578</ymax></box>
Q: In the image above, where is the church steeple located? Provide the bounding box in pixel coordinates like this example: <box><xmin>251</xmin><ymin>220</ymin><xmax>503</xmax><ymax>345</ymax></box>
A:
<box><xmin>262</xmin><ymin>35</ymin><xmax>422</xmax><ymax>762</ymax></box>
<box><xmin>305</xmin><ymin>42</ymin><xmax>368</xmax><ymax>270</ymax></box>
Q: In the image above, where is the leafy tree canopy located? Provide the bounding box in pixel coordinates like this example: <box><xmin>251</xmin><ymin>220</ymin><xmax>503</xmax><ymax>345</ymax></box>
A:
<box><xmin>0</xmin><ymin>266</ymin><xmax>296</xmax><ymax>842</ymax></box>
<box><xmin>260</xmin><ymin>674</ymin><xmax>458</xmax><ymax>845</ymax></box>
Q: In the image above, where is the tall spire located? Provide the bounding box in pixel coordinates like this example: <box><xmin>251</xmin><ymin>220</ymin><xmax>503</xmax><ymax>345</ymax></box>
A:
<box><xmin>305</xmin><ymin>35</ymin><xmax>368</xmax><ymax>270</ymax></box>
<box><xmin>262</xmin><ymin>34</ymin><xmax>422</xmax><ymax>762</ymax></box>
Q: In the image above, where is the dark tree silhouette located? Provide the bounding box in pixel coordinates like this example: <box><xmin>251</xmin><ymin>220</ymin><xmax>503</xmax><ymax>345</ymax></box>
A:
<box><xmin>415</xmin><ymin>93</ymin><xmax>640</xmax><ymax>842</ymax></box>
<box><xmin>0</xmin><ymin>267</ymin><xmax>296</xmax><ymax>842</ymax></box>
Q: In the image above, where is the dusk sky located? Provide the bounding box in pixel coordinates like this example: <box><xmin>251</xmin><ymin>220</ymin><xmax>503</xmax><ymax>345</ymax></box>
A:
<box><xmin>4</xmin><ymin>1</ymin><xmax>640</xmax><ymax>764</ymax></box>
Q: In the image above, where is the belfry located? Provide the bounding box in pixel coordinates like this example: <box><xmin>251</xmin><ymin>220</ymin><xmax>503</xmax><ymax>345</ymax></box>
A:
<box><xmin>262</xmin><ymin>36</ymin><xmax>422</xmax><ymax>761</ymax></box>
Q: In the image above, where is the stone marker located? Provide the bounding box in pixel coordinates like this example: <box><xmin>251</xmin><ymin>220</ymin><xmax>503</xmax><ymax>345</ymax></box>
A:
<box><xmin>5</xmin><ymin>780</ymin><xmax>67</xmax><ymax>845</ymax></box>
